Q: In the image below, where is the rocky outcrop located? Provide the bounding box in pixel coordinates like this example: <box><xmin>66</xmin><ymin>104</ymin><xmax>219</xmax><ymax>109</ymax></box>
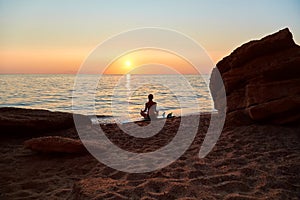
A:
<box><xmin>210</xmin><ymin>28</ymin><xmax>300</xmax><ymax>125</ymax></box>
<box><xmin>24</xmin><ymin>136</ymin><xmax>86</xmax><ymax>153</ymax></box>
<box><xmin>0</xmin><ymin>107</ymin><xmax>91</xmax><ymax>137</ymax></box>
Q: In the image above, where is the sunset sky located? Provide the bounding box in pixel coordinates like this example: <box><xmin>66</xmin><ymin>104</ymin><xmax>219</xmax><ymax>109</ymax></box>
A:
<box><xmin>0</xmin><ymin>0</ymin><xmax>299</xmax><ymax>74</ymax></box>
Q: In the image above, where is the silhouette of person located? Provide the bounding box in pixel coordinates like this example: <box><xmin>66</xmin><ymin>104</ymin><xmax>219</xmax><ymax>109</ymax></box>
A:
<box><xmin>140</xmin><ymin>94</ymin><xmax>159</xmax><ymax>120</ymax></box>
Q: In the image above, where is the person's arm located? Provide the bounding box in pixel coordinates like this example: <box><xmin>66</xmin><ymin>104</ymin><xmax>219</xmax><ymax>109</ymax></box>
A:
<box><xmin>142</xmin><ymin>103</ymin><xmax>147</xmax><ymax>112</ymax></box>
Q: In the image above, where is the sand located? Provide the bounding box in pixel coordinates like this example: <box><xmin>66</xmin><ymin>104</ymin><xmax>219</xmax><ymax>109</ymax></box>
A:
<box><xmin>0</xmin><ymin>114</ymin><xmax>299</xmax><ymax>199</ymax></box>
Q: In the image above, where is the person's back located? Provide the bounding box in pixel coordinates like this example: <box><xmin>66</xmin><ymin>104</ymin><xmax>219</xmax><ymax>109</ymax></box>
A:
<box><xmin>147</xmin><ymin>101</ymin><xmax>157</xmax><ymax>118</ymax></box>
<box><xmin>140</xmin><ymin>94</ymin><xmax>158</xmax><ymax>120</ymax></box>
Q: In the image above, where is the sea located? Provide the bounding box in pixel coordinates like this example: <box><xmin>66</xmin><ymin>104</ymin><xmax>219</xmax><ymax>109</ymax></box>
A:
<box><xmin>0</xmin><ymin>74</ymin><xmax>214</xmax><ymax>123</ymax></box>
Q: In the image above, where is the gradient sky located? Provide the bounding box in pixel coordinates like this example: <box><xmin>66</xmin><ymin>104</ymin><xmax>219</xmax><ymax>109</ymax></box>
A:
<box><xmin>0</xmin><ymin>0</ymin><xmax>299</xmax><ymax>74</ymax></box>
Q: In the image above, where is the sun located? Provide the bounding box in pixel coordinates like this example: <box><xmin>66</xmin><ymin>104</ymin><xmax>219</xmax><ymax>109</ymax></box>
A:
<box><xmin>125</xmin><ymin>60</ymin><xmax>131</xmax><ymax>67</ymax></box>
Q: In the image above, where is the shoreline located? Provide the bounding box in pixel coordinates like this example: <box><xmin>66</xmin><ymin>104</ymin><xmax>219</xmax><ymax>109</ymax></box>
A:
<box><xmin>0</xmin><ymin>74</ymin><xmax>213</xmax><ymax>125</ymax></box>
<box><xmin>0</xmin><ymin>105</ymin><xmax>214</xmax><ymax>125</ymax></box>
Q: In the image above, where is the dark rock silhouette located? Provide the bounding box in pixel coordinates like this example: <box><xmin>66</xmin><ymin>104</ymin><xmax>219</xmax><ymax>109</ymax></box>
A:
<box><xmin>0</xmin><ymin>107</ymin><xmax>90</xmax><ymax>137</ymax></box>
<box><xmin>210</xmin><ymin>28</ymin><xmax>300</xmax><ymax>125</ymax></box>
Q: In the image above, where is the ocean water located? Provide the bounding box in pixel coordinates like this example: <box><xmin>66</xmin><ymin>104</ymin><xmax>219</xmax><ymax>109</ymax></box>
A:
<box><xmin>0</xmin><ymin>74</ymin><xmax>214</xmax><ymax>123</ymax></box>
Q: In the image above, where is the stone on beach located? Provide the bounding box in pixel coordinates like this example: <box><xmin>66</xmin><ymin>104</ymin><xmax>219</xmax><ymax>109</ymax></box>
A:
<box><xmin>0</xmin><ymin>107</ymin><xmax>91</xmax><ymax>137</ymax></box>
<box><xmin>24</xmin><ymin>136</ymin><xmax>86</xmax><ymax>153</ymax></box>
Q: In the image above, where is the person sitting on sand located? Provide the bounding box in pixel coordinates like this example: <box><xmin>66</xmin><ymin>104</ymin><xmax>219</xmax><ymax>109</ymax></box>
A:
<box><xmin>140</xmin><ymin>94</ymin><xmax>159</xmax><ymax>120</ymax></box>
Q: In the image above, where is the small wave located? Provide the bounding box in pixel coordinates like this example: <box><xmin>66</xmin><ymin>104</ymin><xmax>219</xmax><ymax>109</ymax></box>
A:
<box><xmin>87</xmin><ymin>114</ymin><xmax>115</xmax><ymax>118</ymax></box>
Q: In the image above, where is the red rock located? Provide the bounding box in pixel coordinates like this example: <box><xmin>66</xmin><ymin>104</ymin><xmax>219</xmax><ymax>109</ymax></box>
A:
<box><xmin>246</xmin><ymin>79</ymin><xmax>300</xmax><ymax>107</ymax></box>
<box><xmin>226</xmin><ymin>89</ymin><xmax>247</xmax><ymax>113</ymax></box>
<box><xmin>216</xmin><ymin>28</ymin><xmax>295</xmax><ymax>73</ymax></box>
<box><xmin>210</xmin><ymin>28</ymin><xmax>300</xmax><ymax>125</ymax></box>
<box><xmin>0</xmin><ymin>107</ymin><xmax>91</xmax><ymax>137</ymax></box>
<box><xmin>218</xmin><ymin>47</ymin><xmax>300</xmax><ymax>95</ymax></box>
<box><xmin>224</xmin><ymin>110</ymin><xmax>253</xmax><ymax>127</ymax></box>
<box><xmin>24</xmin><ymin>136</ymin><xmax>86</xmax><ymax>153</ymax></box>
<box><xmin>247</xmin><ymin>96</ymin><xmax>300</xmax><ymax>124</ymax></box>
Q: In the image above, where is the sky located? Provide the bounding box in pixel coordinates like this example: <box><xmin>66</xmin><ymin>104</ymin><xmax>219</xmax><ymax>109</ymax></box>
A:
<box><xmin>0</xmin><ymin>0</ymin><xmax>299</xmax><ymax>74</ymax></box>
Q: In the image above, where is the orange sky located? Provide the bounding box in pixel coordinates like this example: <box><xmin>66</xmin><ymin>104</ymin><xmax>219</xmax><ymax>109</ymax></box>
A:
<box><xmin>104</xmin><ymin>49</ymin><xmax>200</xmax><ymax>74</ymax></box>
<box><xmin>1</xmin><ymin>1</ymin><xmax>299</xmax><ymax>74</ymax></box>
<box><xmin>0</xmin><ymin>48</ymin><xmax>86</xmax><ymax>74</ymax></box>
<box><xmin>0</xmin><ymin>47</ymin><xmax>222</xmax><ymax>75</ymax></box>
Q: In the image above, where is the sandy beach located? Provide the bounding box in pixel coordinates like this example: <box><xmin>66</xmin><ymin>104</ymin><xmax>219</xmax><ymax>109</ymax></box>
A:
<box><xmin>0</xmin><ymin>110</ymin><xmax>299</xmax><ymax>199</ymax></box>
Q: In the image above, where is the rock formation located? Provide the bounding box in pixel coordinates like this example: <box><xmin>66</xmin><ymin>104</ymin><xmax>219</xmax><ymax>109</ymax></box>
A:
<box><xmin>24</xmin><ymin>136</ymin><xmax>86</xmax><ymax>153</ymax></box>
<box><xmin>210</xmin><ymin>28</ymin><xmax>300</xmax><ymax>125</ymax></box>
<box><xmin>0</xmin><ymin>107</ymin><xmax>91</xmax><ymax>137</ymax></box>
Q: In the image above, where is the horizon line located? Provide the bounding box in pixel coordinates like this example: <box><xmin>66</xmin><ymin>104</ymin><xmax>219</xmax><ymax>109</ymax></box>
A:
<box><xmin>0</xmin><ymin>73</ymin><xmax>211</xmax><ymax>75</ymax></box>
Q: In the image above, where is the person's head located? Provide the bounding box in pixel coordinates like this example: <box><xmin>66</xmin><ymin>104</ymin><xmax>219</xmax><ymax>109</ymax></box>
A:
<box><xmin>148</xmin><ymin>94</ymin><xmax>154</xmax><ymax>101</ymax></box>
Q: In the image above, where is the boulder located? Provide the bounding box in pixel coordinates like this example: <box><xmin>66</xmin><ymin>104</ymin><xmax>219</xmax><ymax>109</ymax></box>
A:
<box><xmin>210</xmin><ymin>28</ymin><xmax>300</xmax><ymax>125</ymax></box>
<box><xmin>216</xmin><ymin>28</ymin><xmax>296</xmax><ymax>74</ymax></box>
<box><xmin>247</xmin><ymin>96</ymin><xmax>300</xmax><ymax>124</ymax></box>
<box><xmin>24</xmin><ymin>136</ymin><xmax>86</xmax><ymax>153</ymax></box>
